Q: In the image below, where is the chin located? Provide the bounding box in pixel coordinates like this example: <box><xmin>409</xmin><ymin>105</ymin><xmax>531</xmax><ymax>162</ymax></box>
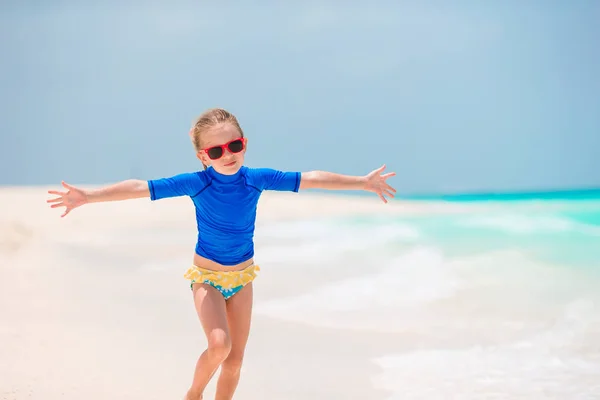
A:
<box><xmin>218</xmin><ymin>161</ymin><xmax>242</xmax><ymax>174</ymax></box>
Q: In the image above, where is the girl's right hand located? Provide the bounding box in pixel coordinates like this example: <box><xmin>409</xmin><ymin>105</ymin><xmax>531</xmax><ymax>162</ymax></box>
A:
<box><xmin>47</xmin><ymin>181</ymin><xmax>88</xmax><ymax>218</ymax></box>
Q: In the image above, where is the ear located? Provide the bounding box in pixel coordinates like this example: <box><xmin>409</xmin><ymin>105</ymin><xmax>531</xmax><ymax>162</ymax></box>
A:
<box><xmin>243</xmin><ymin>137</ymin><xmax>248</xmax><ymax>154</ymax></box>
<box><xmin>196</xmin><ymin>151</ymin><xmax>210</xmax><ymax>166</ymax></box>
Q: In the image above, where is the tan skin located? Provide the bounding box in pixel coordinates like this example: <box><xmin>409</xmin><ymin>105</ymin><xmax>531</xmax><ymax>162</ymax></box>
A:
<box><xmin>46</xmin><ymin>122</ymin><xmax>397</xmax><ymax>400</ymax></box>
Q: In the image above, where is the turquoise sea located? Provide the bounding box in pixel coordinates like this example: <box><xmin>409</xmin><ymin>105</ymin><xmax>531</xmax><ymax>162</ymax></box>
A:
<box><xmin>388</xmin><ymin>188</ymin><xmax>600</xmax><ymax>270</ymax></box>
<box><xmin>254</xmin><ymin>188</ymin><xmax>600</xmax><ymax>398</ymax></box>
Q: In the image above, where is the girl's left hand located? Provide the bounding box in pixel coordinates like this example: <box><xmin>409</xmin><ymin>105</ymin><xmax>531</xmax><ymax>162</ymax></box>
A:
<box><xmin>364</xmin><ymin>165</ymin><xmax>397</xmax><ymax>203</ymax></box>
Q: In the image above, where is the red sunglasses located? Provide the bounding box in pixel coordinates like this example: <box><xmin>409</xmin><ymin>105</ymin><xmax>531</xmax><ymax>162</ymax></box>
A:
<box><xmin>202</xmin><ymin>138</ymin><xmax>246</xmax><ymax>160</ymax></box>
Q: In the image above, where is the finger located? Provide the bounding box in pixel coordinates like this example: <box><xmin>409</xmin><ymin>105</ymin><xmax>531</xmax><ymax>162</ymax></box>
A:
<box><xmin>51</xmin><ymin>202</ymin><xmax>65</xmax><ymax>208</ymax></box>
<box><xmin>47</xmin><ymin>190</ymin><xmax>66</xmax><ymax>196</ymax></box>
<box><xmin>377</xmin><ymin>192</ymin><xmax>388</xmax><ymax>203</ymax></box>
<box><xmin>46</xmin><ymin>197</ymin><xmax>63</xmax><ymax>203</ymax></box>
<box><xmin>384</xmin><ymin>189</ymin><xmax>395</xmax><ymax>198</ymax></box>
<box><xmin>377</xmin><ymin>164</ymin><xmax>386</xmax><ymax>173</ymax></box>
<box><xmin>385</xmin><ymin>183</ymin><xmax>397</xmax><ymax>193</ymax></box>
<box><xmin>62</xmin><ymin>181</ymin><xmax>76</xmax><ymax>191</ymax></box>
<box><xmin>61</xmin><ymin>208</ymin><xmax>71</xmax><ymax>218</ymax></box>
<box><xmin>382</xmin><ymin>172</ymin><xmax>396</xmax><ymax>179</ymax></box>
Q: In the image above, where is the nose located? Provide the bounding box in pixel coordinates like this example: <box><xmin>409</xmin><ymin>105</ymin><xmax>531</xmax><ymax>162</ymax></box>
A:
<box><xmin>221</xmin><ymin>151</ymin><xmax>235</xmax><ymax>162</ymax></box>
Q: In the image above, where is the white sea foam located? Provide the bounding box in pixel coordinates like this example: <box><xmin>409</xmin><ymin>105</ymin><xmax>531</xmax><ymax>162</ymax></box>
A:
<box><xmin>256</xmin><ymin>218</ymin><xmax>421</xmax><ymax>242</ymax></box>
<box><xmin>254</xmin><ymin>237</ymin><xmax>600</xmax><ymax>333</ymax></box>
<box><xmin>371</xmin><ymin>298</ymin><xmax>600</xmax><ymax>399</ymax></box>
<box><xmin>251</xmin><ymin>212</ymin><xmax>600</xmax><ymax>398</ymax></box>
<box><xmin>254</xmin><ymin>218</ymin><xmax>421</xmax><ymax>265</ymax></box>
<box><xmin>254</xmin><ymin>246</ymin><xmax>462</xmax><ymax>324</ymax></box>
<box><xmin>460</xmin><ymin>213</ymin><xmax>600</xmax><ymax>236</ymax></box>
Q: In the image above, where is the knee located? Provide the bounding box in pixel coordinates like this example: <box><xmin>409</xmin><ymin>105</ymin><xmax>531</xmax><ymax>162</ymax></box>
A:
<box><xmin>207</xmin><ymin>329</ymin><xmax>232</xmax><ymax>362</ymax></box>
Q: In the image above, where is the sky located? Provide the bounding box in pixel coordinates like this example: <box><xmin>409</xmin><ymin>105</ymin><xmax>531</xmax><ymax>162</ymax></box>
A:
<box><xmin>1</xmin><ymin>1</ymin><xmax>599</xmax><ymax>194</ymax></box>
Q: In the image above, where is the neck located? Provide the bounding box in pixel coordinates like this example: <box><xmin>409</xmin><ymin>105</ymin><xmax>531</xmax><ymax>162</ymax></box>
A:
<box><xmin>207</xmin><ymin>165</ymin><xmax>243</xmax><ymax>182</ymax></box>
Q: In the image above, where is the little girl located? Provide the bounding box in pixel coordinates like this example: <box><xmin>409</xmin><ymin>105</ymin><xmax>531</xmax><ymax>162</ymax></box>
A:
<box><xmin>46</xmin><ymin>108</ymin><xmax>396</xmax><ymax>400</ymax></box>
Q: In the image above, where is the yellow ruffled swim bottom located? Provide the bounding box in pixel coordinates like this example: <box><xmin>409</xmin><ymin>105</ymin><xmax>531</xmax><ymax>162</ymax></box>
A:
<box><xmin>183</xmin><ymin>264</ymin><xmax>260</xmax><ymax>300</ymax></box>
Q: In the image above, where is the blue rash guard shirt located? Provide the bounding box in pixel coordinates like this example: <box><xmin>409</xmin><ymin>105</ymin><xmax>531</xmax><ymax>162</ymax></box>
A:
<box><xmin>147</xmin><ymin>166</ymin><xmax>301</xmax><ymax>265</ymax></box>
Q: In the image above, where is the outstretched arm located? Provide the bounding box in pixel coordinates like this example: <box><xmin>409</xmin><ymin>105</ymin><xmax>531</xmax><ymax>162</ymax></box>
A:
<box><xmin>299</xmin><ymin>164</ymin><xmax>397</xmax><ymax>203</ymax></box>
<box><xmin>47</xmin><ymin>179</ymin><xmax>149</xmax><ymax>217</ymax></box>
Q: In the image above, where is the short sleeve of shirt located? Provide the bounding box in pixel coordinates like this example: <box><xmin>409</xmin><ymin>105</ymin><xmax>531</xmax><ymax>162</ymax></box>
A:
<box><xmin>248</xmin><ymin>168</ymin><xmax>301</xmax><ymax>192</ymax></box>
<box><xmin>147</xmin><ymin>171</ymin><xmax>209</xmax><ymax>200</ymax></box>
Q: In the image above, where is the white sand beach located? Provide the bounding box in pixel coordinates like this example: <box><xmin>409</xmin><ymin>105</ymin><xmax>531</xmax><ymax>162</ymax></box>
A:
<box><xmin>0</xmin><ymin>188</ymin><xmax>415</xmax><ymax>400</ymax></box>
<box><xmin>1</xmin><ymin>187</ymin><xmax>599</xmax><ymax>399</ymax></box>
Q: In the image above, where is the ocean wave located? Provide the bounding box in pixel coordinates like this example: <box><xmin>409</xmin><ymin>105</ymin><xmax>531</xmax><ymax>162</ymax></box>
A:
<box><xmin>254</xmin><ymin>218</ymin><xmax>421</xmax><ymax>264</ymax></box>
<box><xmin>254</xmin><ymin>245</ymin><xmax>599</xmax><ymax>331</ymax></box>
<box><xmin>257</xmin><ymin>218</ymin><xmax>421</xmax><ymax>240</ymax></box>
<box><xmin>254</xmin><ymin>246</ymin><xmax>461</xmax><ymax>316</ymax></box>
<box><xmin>371</xmin><ymin>298</ymin><xmax>600</xmax><ymax>399</ymax></box>
<box><xmin>458</xmin><ymin>213</ymin><xmax>600</xmax><ymax>236</ymax></box>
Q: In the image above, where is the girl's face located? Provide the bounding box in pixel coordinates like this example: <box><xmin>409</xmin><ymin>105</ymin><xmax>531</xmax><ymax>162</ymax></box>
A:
<box><xmin>196</xmin><ymin>123</ymin><xmax>247</xmax><ymax>175</ymax></box>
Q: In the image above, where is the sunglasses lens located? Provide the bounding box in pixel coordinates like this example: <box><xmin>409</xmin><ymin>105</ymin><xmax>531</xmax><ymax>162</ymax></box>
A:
<box><xmin>207</xmin><ymin>147</ymin><xmax>223</xmax><ymax>160</ymax></box>
<box><xmin>228</xmin><ymin>139</ymin><xmax>244</xmax><ymax>153</ymax></box>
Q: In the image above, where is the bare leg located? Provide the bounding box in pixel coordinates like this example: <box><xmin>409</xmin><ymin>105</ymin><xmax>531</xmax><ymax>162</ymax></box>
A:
<box><xmin>214</xmin><ymin>283</ymin><xmax>254</xmax><ymax>400</ymax></box>
<box><xmin>186</xmin><ymin>284</ymin><xmax>232</xmax><ymax>400</ymax></box>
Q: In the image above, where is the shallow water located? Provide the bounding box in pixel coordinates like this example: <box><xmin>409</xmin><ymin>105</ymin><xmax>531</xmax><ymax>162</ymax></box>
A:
<box><xmin>253</xmin><ymin>194</ymin><xmax>600</xmax><ymax>399</ymax></box>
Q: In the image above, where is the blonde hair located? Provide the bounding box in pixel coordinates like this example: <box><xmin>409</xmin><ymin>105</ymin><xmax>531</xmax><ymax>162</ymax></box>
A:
<box><xmin>190</xmin><ymin>108</ymin><xmax>245</xmax><ymax>169</ymax></box>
